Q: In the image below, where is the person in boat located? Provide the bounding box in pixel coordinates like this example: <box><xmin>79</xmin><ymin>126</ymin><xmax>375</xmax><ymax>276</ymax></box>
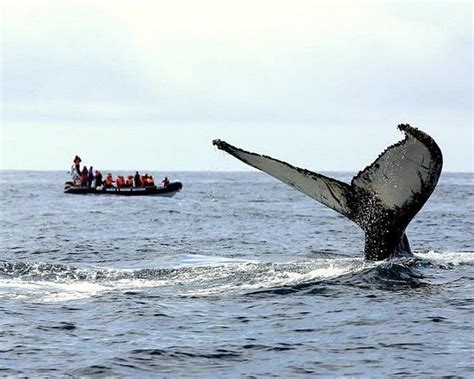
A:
<box><xmin>134</xmin><ymin>171</ymin><xmax>142</xmax><ymax>187</ymax></box>
<box><xmin>125</xmin><ymin>176</ymin><xmax>134</xmax><ymax>187</ymax></box>
<box><xmin>104</xmin><ymin>173</ymin><xmax>114</xmax><ymax>188</ymax></box>
<box><xmin>70</xmin><ymin>155</ymin><xmax>82</xmax><ymax>184</ymax></box>
<box><xmin>94</xmin><ymin>170</ymin><xmax>103</xmax><ymax>187</ymax></box>
<box><xmin>161</xmin><ymin>176</ymin><xmax>170</xmax><ymax>187</ymax></box>
<box><xmin>81</xmin><ymin>166</ymin><xmax>89</xmax><ymax>186</ymax></box>
<box><xmin>116</xmin><ymin>175</ymin><xmax>125</xmax><ymax>188</ymax></box>
<box><xmin>88</xmin><ymin>166</ymin><xmax>94</xmax><ymax>187</ymax></box>
<box><xmin>90</xmin><ymin>170</ymin><xmax>98</xmax><ymax>188</ymax></box>
<box><xmin>143</xmin><ymin>174</ymin><xmax>155</xmax><ymax>187</ymax></box>
<box><xmin>148</xmin><ymin>175</ymin><xmax>155</xmax><ymax>186</ymax></box>
<box><xmin>73</xmin><ymin>155</ymin><xmax>81</xmax><ymax>175</ymax></box>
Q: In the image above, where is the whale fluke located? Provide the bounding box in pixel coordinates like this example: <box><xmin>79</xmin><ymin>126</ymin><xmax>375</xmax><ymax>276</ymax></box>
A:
<box><xmin>212</xmin><ymin>124</ymin><xmax>443</xmax><ymax>261</ymax></box>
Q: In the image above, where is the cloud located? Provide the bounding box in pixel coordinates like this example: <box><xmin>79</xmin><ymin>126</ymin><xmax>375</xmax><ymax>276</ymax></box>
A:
<box><xmin>1</xmin><ymin>0</ymin><xmax>471</xmax><ymax>124</ymax></box>
<box><xmin>1</xmin><ymin>1</ymin><xmax>471</xmax><ymax>171</ymax></box>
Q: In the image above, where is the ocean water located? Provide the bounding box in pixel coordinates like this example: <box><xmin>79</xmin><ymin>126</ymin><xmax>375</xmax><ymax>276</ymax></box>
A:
<box><xmin>0</xmin><ymin>171</ymin><xmax>472</xmax><ymax>377</ymax></box>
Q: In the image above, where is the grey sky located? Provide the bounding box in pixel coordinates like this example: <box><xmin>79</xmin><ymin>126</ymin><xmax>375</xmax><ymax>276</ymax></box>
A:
<box><xmin>1</xmin><ymin>0</ymin><xmax>472</xmax><ymax>171</ymax></box>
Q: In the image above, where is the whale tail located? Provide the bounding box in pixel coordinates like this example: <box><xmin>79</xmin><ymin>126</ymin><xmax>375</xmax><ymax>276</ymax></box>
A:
<box><xmin>212</xmin><ymin>124</ymin><xmax>443</xmax><ymax>260</ymax></box>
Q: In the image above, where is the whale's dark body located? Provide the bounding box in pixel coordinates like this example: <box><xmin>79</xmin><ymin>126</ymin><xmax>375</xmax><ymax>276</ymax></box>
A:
<box><xmin>213</xmin><ymin>124</ymin><xmax>443</xmax><ymax>261</ymax></box>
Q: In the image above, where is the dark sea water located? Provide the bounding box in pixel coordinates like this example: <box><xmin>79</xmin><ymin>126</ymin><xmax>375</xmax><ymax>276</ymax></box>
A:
<box><xmin>0</xmin><ymin>171</ymin><xmax>472</xmax><ymax>377</ymax></box>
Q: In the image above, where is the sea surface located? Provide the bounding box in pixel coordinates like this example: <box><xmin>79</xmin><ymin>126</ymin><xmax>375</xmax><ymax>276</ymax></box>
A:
<box><xmin>0</xmin><ymin>171</ymin><xmax>472</xmax><ymax>377</ymax></box>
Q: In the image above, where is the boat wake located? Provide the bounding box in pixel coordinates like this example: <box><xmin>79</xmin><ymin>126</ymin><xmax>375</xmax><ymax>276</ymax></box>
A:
<box><xmin>0</xmin><ymin>251</ymin><xmax>471</xmax><ymax>302</ymax></box>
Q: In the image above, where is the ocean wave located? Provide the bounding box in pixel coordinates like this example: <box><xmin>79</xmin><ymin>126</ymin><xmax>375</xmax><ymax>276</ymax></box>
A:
<box><xmin>0</xmin><ymin>250</ymin><xmax>471</xmax><ymax>301</ymax></box>
<box><xmin>414</xmin><ymin>250</ymin><xmax>474</xmax><ymax>266</ymax></box>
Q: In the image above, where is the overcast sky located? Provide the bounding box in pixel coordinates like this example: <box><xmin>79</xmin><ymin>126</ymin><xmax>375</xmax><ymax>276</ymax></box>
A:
<box><xmin>1</xmin><ymin>0</ymin><xmax>472</xmax><ymax>171</ymax></box>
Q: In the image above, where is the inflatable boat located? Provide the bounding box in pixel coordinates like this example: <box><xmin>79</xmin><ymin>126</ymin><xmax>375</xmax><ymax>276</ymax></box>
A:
<box><xmin>64</xmin><ymin>181</ymin><xmax>182</xmax><ymax>197</ymax></box>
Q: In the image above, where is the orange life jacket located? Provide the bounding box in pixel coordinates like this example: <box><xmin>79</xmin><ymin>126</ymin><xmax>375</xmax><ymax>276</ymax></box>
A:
<box><xmin>145</xmin><ymin>177</ymin><xmax>154</xmax><ymax>185</ymax></box>
<box><xmin>116</xmin><ymin>176</ymin><xmax>124</xmax><ymax>188</ymax></box>
<box><xmin>104</xmin><ymin>176</ymin><xmax>113</xmax><ymax>186</ymax></box>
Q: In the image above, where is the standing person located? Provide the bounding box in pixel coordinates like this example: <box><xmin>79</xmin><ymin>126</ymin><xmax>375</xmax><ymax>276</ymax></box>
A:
<box><xmin>70</xmin><ymin>155</ymin><xmax>82</xmax><ymax>183</ymax></box>
<box><xmin>134</xmin><ymin>171</ymin><xmax>142</xmax><ymax>187</ymax></box>
<box><xmin>161</xmin><ymin>176</ymin><xmax>169</xmax><ymax>187</ymax></box>
<box><xmin>74</xmin><ymin>156</ymin><xmax>81</xmax><ymax>176</ymax></box>
<box><xmin>88</xmin><ymin>166</ymin><xmax>94</xmax><ymax>187</ymax></box>
<box><xmin>81</xmin><ymin>166</ymin><xmax>89</xmax><ymax>187</ymax></box>
<box><xmin>95</xmin><ymin>170</ymin><xmax>103</xmax><ymax>187</ymax></box>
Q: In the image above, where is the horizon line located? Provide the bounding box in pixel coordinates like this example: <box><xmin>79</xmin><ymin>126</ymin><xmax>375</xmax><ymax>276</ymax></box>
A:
<box><xmin>0</xmin><ymin>169</ymin><xmax>472</xmax><ymax>174</ymax></box>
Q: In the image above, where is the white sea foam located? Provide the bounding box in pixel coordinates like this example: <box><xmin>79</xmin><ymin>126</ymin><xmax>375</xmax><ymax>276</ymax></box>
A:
<box><xmin>415</xmin><ymin>250</ymin><xmax>474</xmax><ymax>265</ymax></box>
<box><xmin>0</xmin><ymin>254</ymin><xmax>419</xmax><ymax>301</ymax></box>
<box><xmin>185</xmin><ymin>258</ymin><xmax>368</xmax><ymax>296</ymax></box>
<box><xmin>0</xmin><ymin>278</ymin><xmax>109</xmax><ymax>302</ymax></box>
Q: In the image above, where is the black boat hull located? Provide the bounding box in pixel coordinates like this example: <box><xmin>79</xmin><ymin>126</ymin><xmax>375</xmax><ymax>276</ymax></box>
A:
<box><xmin>64</xmin><ymin>181</ymin><xmax>182</xmax><ymax>197</ymax></box>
